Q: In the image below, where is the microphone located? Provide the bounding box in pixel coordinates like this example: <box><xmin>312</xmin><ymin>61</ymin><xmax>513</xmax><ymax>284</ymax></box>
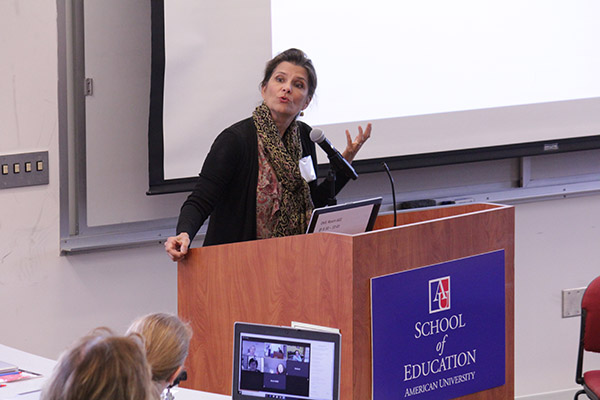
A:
<box><xmin>309</xmin><ymin>128</ymin><xmax>358</xmax><ymax>180</ymax></box>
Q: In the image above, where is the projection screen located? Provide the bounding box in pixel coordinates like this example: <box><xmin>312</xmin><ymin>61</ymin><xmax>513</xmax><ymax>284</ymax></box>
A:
<box><xmin>148</xmin><ymin>0</ymin><xmax>600</xmax><ymax>194</ymax></box>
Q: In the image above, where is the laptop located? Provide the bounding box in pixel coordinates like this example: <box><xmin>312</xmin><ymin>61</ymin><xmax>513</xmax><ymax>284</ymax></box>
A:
<box><xmin>306</xmin><ymin>197</ymin><xmax>382</xmax><ymax>235</ymax></box>
<box><xmin>232</xmin><ymin>322</ymin><xmax>341</xmax><ymax>400</ymax></box>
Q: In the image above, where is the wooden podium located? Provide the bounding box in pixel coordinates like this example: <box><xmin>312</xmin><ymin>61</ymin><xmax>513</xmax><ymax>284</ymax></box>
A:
<box><xmin>178</xmin><ymin>202</ymin><xmax>514</xmax><ymax>400</ymax></box>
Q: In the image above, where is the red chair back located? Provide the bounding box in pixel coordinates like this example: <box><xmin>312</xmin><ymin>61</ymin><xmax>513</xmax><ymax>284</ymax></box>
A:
<box><xmin>582</xmin><ymin>275</ymin><xmax>600</xmax><ymax>352</ymax></box>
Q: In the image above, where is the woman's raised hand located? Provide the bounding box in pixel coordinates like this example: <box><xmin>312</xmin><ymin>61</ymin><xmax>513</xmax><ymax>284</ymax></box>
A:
<box><xmin>342</xmin><ymin>123</ymin><xmax>372</xmax><ymax>163</ymax></box>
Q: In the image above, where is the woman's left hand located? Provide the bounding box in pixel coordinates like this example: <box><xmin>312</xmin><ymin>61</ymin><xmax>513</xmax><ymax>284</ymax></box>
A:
<box><xmin>342</xmin><ymin>123</ymin><xmax>372</xmax><ymax>163</ymax></box>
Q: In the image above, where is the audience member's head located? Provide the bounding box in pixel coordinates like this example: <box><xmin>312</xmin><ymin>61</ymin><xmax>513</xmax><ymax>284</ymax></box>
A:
<box><xmin>41</xmin><ymin>328</ymin><xmax>153</xmax><ymax>400</ymax></box>
<box><xmin>126</xmin><ymin>313</ymin><xmax>193</xmax><ymax>392</ymax></box>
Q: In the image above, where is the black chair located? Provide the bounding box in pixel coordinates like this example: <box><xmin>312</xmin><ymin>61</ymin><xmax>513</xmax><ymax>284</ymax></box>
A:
<box><xmin>575</xmin><ymin>275</ymin><xmax>600</xmax><ymax>400</ymax></box>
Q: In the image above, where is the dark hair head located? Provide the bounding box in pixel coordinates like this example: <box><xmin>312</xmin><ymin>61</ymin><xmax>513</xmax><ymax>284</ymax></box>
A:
<box><xmin>261</xmin><ymin>48</ymin><xmax>317</xmax><ymax>99</ymax></box>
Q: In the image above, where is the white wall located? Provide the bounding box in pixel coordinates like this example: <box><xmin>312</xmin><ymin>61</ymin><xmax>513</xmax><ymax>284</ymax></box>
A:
<box><xmin>1</xmin><ymin>1</ymin><xmax>599</xmax><ymax>399</ymax></box>
<box><xmin>514</xmin><ymin>194</ymin><xmax>600</xmax><ymax>395</ymax></box>
<box><xmin>0</xmin><ymin>0</ymin><xmax>177</xmax><ymax>359</ymax></box>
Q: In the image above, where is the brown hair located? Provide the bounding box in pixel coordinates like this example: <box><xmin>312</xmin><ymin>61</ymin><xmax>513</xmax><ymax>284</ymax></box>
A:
<box><xmin>41</xmin><ymin>328</ymin><xmax>154</xmax><ymax>400</ymax></box>
<box><xmin>127</xmin><ymin>313</ymin><xmax>193</xmax><ymax>384</ymax></box>
<box><xmin>260</xmin><ymin>48</ymin><xmax>317</xmax><ymax>99</ymax></box>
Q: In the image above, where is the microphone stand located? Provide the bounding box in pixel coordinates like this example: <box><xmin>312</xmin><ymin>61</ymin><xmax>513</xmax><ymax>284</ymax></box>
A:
<box><xmin>326</xmin><ymin>168</ymin><xmax>337</xmax><ymax>206</ymax></box>
<box><xmin>382</xmin><ymin>162</ymin><xmax>397</xmax><ymax>227</ymax></box>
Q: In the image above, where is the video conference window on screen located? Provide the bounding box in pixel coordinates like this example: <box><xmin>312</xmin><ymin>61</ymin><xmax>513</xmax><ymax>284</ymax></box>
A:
<box><xmin>238</xmin><ymin>335</ymin><xmax>334</xmax><ymax>399</ymax></box>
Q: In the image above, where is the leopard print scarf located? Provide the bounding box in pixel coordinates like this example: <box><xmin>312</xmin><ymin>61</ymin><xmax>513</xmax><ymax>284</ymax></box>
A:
<box><xmin>253</xmin><ymin>103</ymin><xmax>313</xmax><ymax>237</ymax></box>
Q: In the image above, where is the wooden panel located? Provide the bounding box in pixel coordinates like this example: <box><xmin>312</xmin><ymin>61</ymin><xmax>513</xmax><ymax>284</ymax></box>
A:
<box><xmin>373</xmin><ymin>203</ymin><xmax>501</xmax><ymax>230</ymax></box>
<box><xmin>352</xmin><ymin>204</ymin><xmax>515</xmax><ymax>399</ymax></box>
<box><xmin>178</xmin><ymin>233</ymin><xmax>355</xmax><ymax>398</ymax></box>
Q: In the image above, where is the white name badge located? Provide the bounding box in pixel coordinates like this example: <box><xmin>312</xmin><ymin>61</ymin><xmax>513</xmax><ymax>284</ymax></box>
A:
<box><xmin>299</xmin><ymin>155</ymin><xmax>317</xmax><ymax>183</ymax></box>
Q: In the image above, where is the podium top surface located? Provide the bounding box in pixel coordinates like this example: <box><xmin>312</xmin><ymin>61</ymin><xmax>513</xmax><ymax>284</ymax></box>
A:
<box><xmin>371</xmin><ymin>202</ymin><xmax>512</xmax><ymax>232</ymax></box>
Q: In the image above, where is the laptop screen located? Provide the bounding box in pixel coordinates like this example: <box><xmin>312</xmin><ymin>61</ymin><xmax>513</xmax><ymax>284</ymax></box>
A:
<box><xmin>305</xmin><ymin>197</ymin><xmax>382</xmax><ymax>235</ymax></box>
<box><xmin>232</xmin><ymin>322</ymin><xmax>341</xmax><ymax>400</ymax></box>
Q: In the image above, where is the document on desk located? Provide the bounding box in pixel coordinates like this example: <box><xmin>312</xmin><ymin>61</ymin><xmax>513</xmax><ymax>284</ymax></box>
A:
<box><xmin>0</xmin><ymin>361</ymin><xmax>18</xmax><ymax>375</ymax></box>
<box><xmin>0</xmin><ymin>370</ymin><xmax>41</xmax><ymax>384</ymax></box>
<box><xmin>0</xmin><ymin>344</ymin><xmax>54</xmax><ymax>399</ymax></box>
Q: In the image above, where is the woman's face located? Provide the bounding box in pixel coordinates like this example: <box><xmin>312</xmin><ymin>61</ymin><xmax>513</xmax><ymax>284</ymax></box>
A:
<box><xmin>261</xmin><ymin>61</ymin><xmax>311</xmax><ymax>128</ymax></box>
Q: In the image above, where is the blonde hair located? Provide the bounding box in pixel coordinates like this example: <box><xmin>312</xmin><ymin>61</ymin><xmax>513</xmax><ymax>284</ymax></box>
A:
<box><xmin>127</xmin><ymin>313</ymin><xmax>193</xmax><ymax>384</ymax></box>
<box><xmin>41</xmin><ymin>328</ymin><xmax>154</xmax><ymax>400</ymax></box>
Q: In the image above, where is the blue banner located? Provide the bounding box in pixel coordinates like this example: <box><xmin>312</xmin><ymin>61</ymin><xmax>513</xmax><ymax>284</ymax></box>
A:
<box><xmin>371</xmin><ymin>250</ymin><xmax>505</xmax><ymax>400</ymax></box>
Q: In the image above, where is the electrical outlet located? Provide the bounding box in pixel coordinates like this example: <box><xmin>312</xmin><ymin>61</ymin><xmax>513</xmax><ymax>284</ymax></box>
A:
<box><xmin>562</xmin><ymin>287</ymin><xmax>587</xmax><ymax>318</ymax></box>
<box><xmin>0</xmin><ymin>151</ymin><xmax>49</xmax><ymax>189</ymax></box>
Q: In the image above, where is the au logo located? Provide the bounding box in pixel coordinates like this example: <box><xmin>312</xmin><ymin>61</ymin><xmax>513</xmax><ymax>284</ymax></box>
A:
<box><xmin>429</xmin><ymin>276</ymin><xmax>450</xmax><ymax>314</ymax></box>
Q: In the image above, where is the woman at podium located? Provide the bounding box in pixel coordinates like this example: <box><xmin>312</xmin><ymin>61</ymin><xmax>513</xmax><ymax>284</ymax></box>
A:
<box><xmin>165</xmin><ymin>48</ymin><xmax>371</xmax><ymax>261</ymax></box>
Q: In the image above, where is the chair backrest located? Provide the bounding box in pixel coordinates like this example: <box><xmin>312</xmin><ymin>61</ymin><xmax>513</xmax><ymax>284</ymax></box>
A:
<box><xmin>582</xmin><ymin>275</ymin><xmax>600</xmax><ymax>352</ymax></box>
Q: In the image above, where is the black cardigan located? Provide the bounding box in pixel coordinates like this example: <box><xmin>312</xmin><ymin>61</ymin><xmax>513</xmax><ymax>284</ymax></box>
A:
<box><xmin>176</xmin><ymin>117</ymin><xmax>349</xmax><ymax>246</ymax></box>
